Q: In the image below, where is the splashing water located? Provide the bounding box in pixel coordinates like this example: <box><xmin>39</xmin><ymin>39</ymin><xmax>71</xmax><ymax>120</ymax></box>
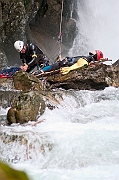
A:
<box><xmin>68</xmin><ymin>0</ymin><xmax>119</xmax><ymax>63</ymax></box>
<box><xmin>0</xmin><ymin>87</ymin><xmax>119</xmax><ymax>180</ymax></box>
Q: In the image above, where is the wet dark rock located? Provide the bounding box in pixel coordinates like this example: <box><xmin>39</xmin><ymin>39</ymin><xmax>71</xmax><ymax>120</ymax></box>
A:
<box><xmin>6</xmin><ymin>89</ymin><xmax>62</xmax><ymax>125</ymax></box>
<box><xmin>13</xmin><ymin>70</ymin><xmax>46</xmax><ymax>92</ymax></box>
<box><xmin>6</xmin><ymin>71</ymin><xmax>46</xmax><ymax>124</ymax></box>
<box><xmin>7</xmin><ymin>91</ymin><xmax>46</xmax><ymax>124</ymax></box>
<box><xmin>0</xmin><ymin>90</ymin><xmax>21</xmax><ymax>108</ymax></box>
<box><xmin>41</xmin><ymin>64</ymin><xmax>119</xmax><ymax>90</ymax></box>
<box><xmin>5</xmin><ymin>71</ymin><xmax>62</xmax><ymax>124</ymax></box>
<box><xmin>0</xmin><ymin>50</ymin><xmax>8</xmax><ymax>71</ymax></box>
<box><xmin>0</xmin><ymin>78</ymin><xmax>13</xmax><ymax>90</ymax></box>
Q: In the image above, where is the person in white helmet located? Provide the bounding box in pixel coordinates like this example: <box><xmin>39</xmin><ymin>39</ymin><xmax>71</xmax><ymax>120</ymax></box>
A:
<box><xmin>14</xmin><ymin>40</ymin><xmax>49</xmax><ymax>72</ymax></box>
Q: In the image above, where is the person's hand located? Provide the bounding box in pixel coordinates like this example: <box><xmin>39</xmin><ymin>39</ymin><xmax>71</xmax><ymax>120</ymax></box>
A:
<box><xmin>20</xmin><ymin>64</ymin><xmax>28</xmax><ymax>71</ymax></box>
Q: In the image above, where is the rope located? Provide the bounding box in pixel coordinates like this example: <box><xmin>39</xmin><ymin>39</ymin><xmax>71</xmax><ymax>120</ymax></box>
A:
<box><xmin>58</xmin><ymin>0</ymin><xmax>64</xmax><ymax>61</ymax></box>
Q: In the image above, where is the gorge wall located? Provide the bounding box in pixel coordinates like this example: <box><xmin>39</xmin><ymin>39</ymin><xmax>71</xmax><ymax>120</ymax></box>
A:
<box><xmin>0</xmin><ymin>0</ymin><xmax>77</xmax><ymax>69</ymax></box>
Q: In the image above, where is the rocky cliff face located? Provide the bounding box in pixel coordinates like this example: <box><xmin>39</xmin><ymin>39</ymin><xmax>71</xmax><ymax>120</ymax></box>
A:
<box><xmin>0</xmin><ymin>0</ymin><xmax>77</xmax><ymax>67</ymax></box>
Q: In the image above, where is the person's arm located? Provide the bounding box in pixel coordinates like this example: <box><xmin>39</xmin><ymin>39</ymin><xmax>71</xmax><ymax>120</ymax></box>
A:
<box><xmin>20</xmin><ymin>55</ymin><xmax>36</xmax><ymax>71</ymax></box>
<box><xmin>20</xmin><ymin>53</ymin><xmax>26</xmax><ymax>65</ymax></box>
<box><xmin>22</xmin><ymin>45</ymin><xmax>37</xmax><ymax>71</ymax></box>
<box><xmin>27</xmin><ymin>54</ymin><xmax>37</xmax><ymax>66</ymax></box>
<box><xmin>27</xmin><ymin>44</ymin><xmax>39</xmax><ymax>70</ymax></box>
<box><xmin>20</xmin><ymin>54</ymin><xmax>28</xmax><ymax>71</ymax></box>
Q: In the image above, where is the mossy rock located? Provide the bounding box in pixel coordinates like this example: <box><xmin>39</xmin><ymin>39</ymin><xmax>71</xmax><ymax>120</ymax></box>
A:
<box><xmin>0</xmin><ymin>161</ymin><xmax>30</xmax><ymax>180</ymax></box>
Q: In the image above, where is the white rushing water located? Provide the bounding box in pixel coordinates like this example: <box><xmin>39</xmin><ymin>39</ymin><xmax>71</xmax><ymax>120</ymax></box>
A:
<box><xmin>68</xmin><ymin>0</ymin><xmax>119</xmax><ymax>64</ymax></box>
<box><xmin>0</xmin><ymin>87</ymin><xmax>119</xmax><ymax>180</ymax></box>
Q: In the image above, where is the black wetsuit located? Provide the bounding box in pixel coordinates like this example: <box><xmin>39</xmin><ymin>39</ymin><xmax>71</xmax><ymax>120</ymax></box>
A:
<box><xmin>20</xmin><ymin>43</ymin><xmax>49</xmax><ymax>72</ymax></box>
<box><xmin>59</xmin><ymin>55</ymin><xmax>96</xmax><ymax>66</ymax></box>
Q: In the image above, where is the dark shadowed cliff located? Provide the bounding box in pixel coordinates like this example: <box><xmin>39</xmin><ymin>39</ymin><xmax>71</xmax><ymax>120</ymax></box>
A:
<box><xmin>0</xmin><ymin>0</ymin><xmax>77</xmax><ymax>68</ymax></box>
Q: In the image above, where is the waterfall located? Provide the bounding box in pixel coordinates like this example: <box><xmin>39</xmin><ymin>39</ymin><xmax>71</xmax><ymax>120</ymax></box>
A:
<box><xmin>68</xmin><ymin>0</ymin><xmax>119</xmax><ymax>63</ymax></box>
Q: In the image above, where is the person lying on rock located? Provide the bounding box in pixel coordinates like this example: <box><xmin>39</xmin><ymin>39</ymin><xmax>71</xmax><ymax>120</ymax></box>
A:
<box><xmin>39</xmin><ymin>50</ymin><xmax>106</xmax><ymax>75</ymax></box>
<box><xmin>60</xmin><ymin>50</ymin><xmax>105</xmax><ymax>74</ymax></box>
<box><xmin>14</xmin><ymin>40</ymin><xmax>49</xmax><ymax>73</ymax></box>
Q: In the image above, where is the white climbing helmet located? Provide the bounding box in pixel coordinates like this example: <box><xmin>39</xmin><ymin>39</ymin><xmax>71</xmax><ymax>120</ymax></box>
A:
<box><xmin>14</xmin><ymin>40</ymin><xmax>24</xmax><ymax>52</ymax></box>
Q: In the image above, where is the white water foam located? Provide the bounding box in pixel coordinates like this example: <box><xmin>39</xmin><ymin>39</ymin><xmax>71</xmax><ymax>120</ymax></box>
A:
<box><xmin>0</xmin><ymin>87</ymin><xmax>119</xmax><ymax>180</ymax></box>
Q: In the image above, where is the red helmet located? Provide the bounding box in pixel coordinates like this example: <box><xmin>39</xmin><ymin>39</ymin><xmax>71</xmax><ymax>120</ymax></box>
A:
<box><xmin>95</xmin><ymin>50</ymin><xmax>103</xmax><ymax>60</ymax></box>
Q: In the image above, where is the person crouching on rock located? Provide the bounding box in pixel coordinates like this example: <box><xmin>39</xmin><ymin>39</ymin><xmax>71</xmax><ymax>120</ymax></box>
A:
<box><xmin>14</xmin><ymin>40</ymin><xmax>49</xmax><ymax>73</ymax></box>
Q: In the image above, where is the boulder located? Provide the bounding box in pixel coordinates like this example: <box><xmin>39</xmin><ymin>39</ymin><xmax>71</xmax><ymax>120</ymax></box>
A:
<box><xmin>0</xmin><ymin>73</ymin><xmax>39</xmax><ymax>126</ymax></box>
<box><xmin>6</xmin><ymin>71</ymin><xmax>62</xmax><ymax>124</ymax></box>
<box><xmin>13</xmin><ymin>70</ymin><xmax>46</xmax><ymax>92</ymax></box>
<box><xmin>7</xmin><ymin>91</ymin><xmax>45</xmax><ymax>124</ymax></box>
<box><xmin>44</xmin><ymin>64</ymin><xmax>119</xmax><ymax>90</ymax></box>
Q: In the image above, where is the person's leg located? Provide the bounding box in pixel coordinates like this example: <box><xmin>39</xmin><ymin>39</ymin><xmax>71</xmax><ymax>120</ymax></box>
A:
<box><xmin>42</xmin><ymin>65</ymin><xmax>52</xmax><ymax>72</ymax></box>
<box><xmin>61</xmin><ymin>58</ymin><xmax>88</xmax><ymax>74</ymax></box>
<box><xmin>42</xmin><ymin>61</ymin><xmax>60</xmax><ymax>72</ymax></box>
